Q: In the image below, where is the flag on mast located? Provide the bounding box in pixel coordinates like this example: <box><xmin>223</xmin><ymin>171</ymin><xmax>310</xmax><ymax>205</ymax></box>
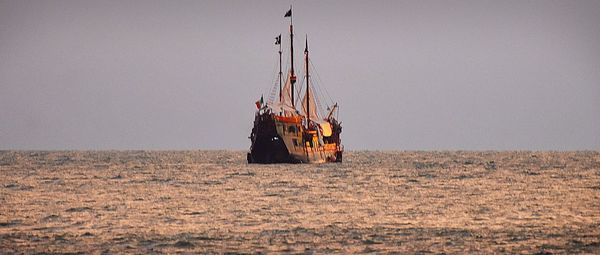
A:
<box><xmin>284</xmin><ymin>8</ymin><xmax>292</xmax><ymax>17</ymax></box>
<box><xmin>275</xmin><ymin>34</ymin><xmax>281</xmax><ymax>45</ymax></box>
<box><xmin>255</xmin><ymin>95</ymin><xmax>264</xmax><ymax>109</ymax></box>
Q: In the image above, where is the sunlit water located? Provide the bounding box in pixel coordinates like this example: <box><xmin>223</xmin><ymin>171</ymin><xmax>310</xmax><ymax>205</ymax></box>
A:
<box><xmin>1</xmin><ymin>151</ymin><xmax>599</xmax><ymax>253</ymax></box>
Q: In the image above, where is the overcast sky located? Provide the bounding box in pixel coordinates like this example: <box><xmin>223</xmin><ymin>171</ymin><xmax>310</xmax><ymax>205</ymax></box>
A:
<box><xmin>1</xmin><ymin>0</ymin><xmax>599</xmax><ymax>150</ymax></box>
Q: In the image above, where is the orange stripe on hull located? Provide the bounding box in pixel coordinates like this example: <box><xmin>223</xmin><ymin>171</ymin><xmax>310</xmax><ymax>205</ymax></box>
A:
<box><xmin>274</xmin><ymin>115</ymin><xmax>303</xmax><ymax>123</ymax></box>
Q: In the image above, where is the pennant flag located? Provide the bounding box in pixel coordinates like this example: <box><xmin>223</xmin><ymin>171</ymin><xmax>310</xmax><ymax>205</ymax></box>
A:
<box><xmin>275</xmin><ymin>34</ymin><xmax>281</xmax><ymax>45</ymax></box>
<box><xmin>284</xmin><ymin>8</ymin><xmax>292</xmax><ymax>17</ymax></box>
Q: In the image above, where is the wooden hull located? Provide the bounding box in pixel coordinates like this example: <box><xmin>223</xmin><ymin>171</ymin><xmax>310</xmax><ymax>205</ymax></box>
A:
<box><xmin>248</xmin><ymin>113</ymin><xmax>342</xmax><ymax>164</ymax></box>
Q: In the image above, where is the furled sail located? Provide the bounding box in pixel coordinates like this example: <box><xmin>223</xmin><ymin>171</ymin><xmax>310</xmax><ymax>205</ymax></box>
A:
<box><xmin>301</xmin><ymin>86</ymin><xmax>320</xmax><ymax>121</ymax></box>
<box><xmin>280</xmin><ymin>72</ymin><xmax>294</xmax><ymax>108</ymax></box>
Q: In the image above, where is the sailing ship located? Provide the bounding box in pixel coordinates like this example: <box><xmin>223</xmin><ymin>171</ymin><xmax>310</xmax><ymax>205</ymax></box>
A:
<box><xmin>247</xmin><ymin>7</ymin><xmax>343</xmax><ymax>164</ymax></box>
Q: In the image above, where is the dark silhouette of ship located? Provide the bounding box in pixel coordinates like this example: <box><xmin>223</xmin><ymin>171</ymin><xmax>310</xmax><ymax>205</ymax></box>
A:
<box><xmin>248</xmin><ymin>7</ymin><xmax>343</xmax><ymax>164</ymax></box>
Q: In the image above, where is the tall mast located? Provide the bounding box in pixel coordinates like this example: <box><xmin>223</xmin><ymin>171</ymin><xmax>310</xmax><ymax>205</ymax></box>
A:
<box><xmin>286</xmin><ymin>5</ymin><xmax>296</xmax><ymax>108</ymax></box>
<box><xmin>304</xmin><ymin>36</ymin><xmax>309</xmax><ymax>126</ymax></box>
<box><xmin>277</xmin><ymin>34</ymin><xmax>282</xmax><ymax>103</ymax></box>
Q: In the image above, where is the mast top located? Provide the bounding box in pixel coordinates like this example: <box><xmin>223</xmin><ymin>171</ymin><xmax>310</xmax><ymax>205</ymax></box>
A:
<box><xmin>285</xmin><ymin>5</ymin><xmax>296</xmax><ymax>108</ymax></box>
<box><xmin>304</xmin><ymin>35</ymin><xmax>308</xmax><ymax>53</ymax></box>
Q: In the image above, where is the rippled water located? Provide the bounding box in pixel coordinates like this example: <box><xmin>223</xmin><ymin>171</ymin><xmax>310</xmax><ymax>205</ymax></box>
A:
<box><xmin>1</xmin><ymin>151</ymin><xmax>599</xmax><ymax>254</ymax></box>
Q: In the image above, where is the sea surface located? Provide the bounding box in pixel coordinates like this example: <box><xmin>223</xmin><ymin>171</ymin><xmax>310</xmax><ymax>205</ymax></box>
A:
<box><xmin>1</xmin><ymin>151</ymin><xmax>599</xmax><ymax>254</ymax></box>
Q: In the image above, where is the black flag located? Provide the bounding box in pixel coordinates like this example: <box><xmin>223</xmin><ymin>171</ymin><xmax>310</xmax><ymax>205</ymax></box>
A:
<box><xmin>275</xmin><ymin>34</ymin><xmax>281</xmax><ymax>45</ymax></box>
<box><xmin>284</xmin><ymin>9</ymin><xmax>292</xmax><ymax>17</ymax></box>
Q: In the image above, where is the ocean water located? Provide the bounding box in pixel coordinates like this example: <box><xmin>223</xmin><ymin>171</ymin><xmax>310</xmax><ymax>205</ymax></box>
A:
<box><xmin>1</xmin><ymin>150</ymin><xmax>599</xmax><ymax>254</ymax></box>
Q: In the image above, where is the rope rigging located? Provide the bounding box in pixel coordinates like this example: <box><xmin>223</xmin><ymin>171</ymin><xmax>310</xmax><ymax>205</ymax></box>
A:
<box><xmin>262</xmin><ymin>37</ymin><xmax>338</xmax><ymax>121</ymax></box>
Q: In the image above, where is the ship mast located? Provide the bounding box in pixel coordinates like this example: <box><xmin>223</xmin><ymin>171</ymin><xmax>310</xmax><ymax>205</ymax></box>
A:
<box><xmin>277</xmin><ymin>34</ymin><xmax>282</xmax><ymax>103</ymax></box>
<box><xmin>286</xmin><ymin>6</ymin><xmax>297</xmax><ymax>108</ymax></box>
<box><xmin>304</xmin><ymin>36</ymin><xmax>310</xmax><ymax>127</ymax></box>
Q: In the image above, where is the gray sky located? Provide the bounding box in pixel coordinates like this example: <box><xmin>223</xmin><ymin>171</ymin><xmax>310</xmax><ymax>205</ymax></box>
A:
<box><xmin>1</xmin><ymin>0</ymin><xmax>599</xmax><ymax>150</ymax></box>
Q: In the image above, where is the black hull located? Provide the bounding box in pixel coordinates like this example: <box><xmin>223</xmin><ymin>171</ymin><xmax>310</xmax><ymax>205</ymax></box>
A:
<box><xmin>247</xmin><ymin>134</ymin><xmax>294</xmax><ymax>164</ymax></box>
<box><xmin>248</xmin><ymin>113</ymin><xmax>297</xmax><ymax>164</ymax></box>
<box><xmin>335</xmin><ymin>151</ymin><xmax>343</xmax><ymax>163</ymax></box>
